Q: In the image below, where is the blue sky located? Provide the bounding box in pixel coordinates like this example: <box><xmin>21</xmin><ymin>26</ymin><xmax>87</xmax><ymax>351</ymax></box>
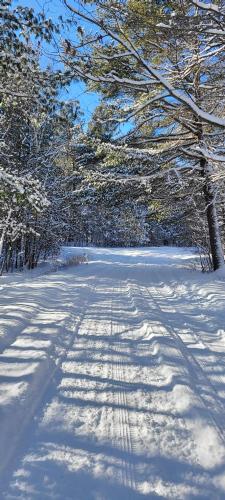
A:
<box><xmin>14</xmin><ymin>0</ymin><xmax>99</xmax><ymax>123</ymax></box>
<box><xmin>14</xmin><ymin>0</ymin><xmax>132</xmax><ymax>136</ymax></box>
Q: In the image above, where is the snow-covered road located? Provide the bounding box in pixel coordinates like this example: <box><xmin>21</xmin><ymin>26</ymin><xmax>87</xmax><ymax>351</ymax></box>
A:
<box><xmin>1</xmin><ymin>247</ymin><xmax>225</xmax><ymax>499</ymax></box>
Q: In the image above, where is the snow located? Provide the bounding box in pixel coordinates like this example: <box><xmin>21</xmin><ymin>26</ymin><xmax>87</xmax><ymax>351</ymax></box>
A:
<box><xmin>190</xmin><ymin>0</ymin><xmax>220</xmax><ymax>13</ymax></box>
<box><xmin>1</xmin><ymin>246</ymin><xmax>225</xmax><ymax>498</ymax></box>
<box><xmin>66</xmin><ymin>2</ymin><xmax>225</xmax><ymax>128</ymax></box>
<box><xmin>0</xmin><ymin>247</ymin><xmax>85</xmax><ymax>292</ymax></box>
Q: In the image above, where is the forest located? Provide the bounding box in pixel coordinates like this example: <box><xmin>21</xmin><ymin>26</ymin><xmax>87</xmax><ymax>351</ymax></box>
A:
<box><xmin>1</xmin><ymin>0</ymin><xmax>225</xmax><ymax>273</ymax></box>
<box><xmin>2</xmin><ymin>3</ymin><xmax>225</xmax><ymax>498</ymax></box>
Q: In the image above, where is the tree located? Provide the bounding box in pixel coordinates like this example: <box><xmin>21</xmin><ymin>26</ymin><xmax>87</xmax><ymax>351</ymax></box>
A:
<box><xmin>63</xmin><ymin>0</ymin><xmax>225</xmax><ymax>269</ymax></box>
<box><xmin>0</xmin><ymin>0</ymin><xmax>80</xmax><ymax>272</ymax></box>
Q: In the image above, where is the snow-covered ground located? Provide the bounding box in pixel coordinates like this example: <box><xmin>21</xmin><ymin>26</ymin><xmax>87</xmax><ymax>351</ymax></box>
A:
<box><xmin>1</xmin><ymin>247</ymin><xmax>225</xmax><ymax>499</ymax></box>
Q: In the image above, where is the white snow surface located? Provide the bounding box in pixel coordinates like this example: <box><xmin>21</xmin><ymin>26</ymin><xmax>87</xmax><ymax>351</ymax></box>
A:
<box><xmin>1</xmin><ymin>246</ymin><xmax>225</xmax><ymax>499</ymax></box>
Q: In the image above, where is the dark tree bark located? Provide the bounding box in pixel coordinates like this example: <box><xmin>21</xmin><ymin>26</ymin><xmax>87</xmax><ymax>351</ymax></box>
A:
<box><xmin>201</xmin><ymin>158</ymin><xmax>224</xmax><ymax>271</ymax></box>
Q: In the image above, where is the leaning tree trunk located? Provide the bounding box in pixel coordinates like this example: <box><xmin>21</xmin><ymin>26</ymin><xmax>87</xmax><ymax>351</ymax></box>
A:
<box><xmin>201</xmin><ymin>158</ymin><xmax>224</xmax><ymax>271</ymax></box>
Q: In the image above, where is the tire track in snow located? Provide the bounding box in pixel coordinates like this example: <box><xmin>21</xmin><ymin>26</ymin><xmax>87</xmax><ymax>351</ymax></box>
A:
<box><xmin>0</xmin><ymin>283</ymin><xmax>96</xmax><ymax>486</ymax></box>
<box><xmin>145</xmin><ymin>281</ymin><xmax>225</xmax><ymax>445</ymax></box>
<box><xmin>111</xmin><ymin>285</ymin><xmax>137</xmax><ymax>492</ymax></box>
<box><xmin>152</xmin><ymin>279</ymin><xmax>225</xmax><ymax>393</ymax></box>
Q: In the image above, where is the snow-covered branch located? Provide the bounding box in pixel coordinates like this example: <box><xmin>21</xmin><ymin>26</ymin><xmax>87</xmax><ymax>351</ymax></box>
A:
<box><xmin>64</xmin><ymin>1</ymin><xmax>225</xmax><ymax>128</ymax></box>
<box><xmin>190</xmin><ymin>0</ymin><xmax>223</xmax><ymax>14</ymax></box>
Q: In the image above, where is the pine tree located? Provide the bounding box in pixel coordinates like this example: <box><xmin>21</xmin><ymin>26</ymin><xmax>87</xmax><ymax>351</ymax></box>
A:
<box><xmin>0</xmin><ymin>1</ymin><xmax>78</xmax><ymax>272</ymax></box>
<box><xmin>63</xmin><ymin>0</ymin><xmax>225</xmax><ymax>269</ymax></box>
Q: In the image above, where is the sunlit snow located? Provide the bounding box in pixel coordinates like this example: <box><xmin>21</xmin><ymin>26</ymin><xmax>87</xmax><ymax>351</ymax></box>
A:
<box><xmin>1</xmin><ymin>247</ymin><xmax>225</xmax><ymax>499</ymax></box>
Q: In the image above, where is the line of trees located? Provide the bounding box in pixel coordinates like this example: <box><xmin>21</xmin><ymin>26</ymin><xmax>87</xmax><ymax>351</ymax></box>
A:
<box><xmin>1</xmin><ymin>0</ymin><xmax>225</xmax><ymax>273</ymax></box>
<box><xmin>62</xmin><ymin>0</ymin><xmax>225</xmax><ymax>270</ymax></box>
<box><xmin>0</xmin><ymin>1</ymin><xmax>78</xmax><ymax>272</ymax></box>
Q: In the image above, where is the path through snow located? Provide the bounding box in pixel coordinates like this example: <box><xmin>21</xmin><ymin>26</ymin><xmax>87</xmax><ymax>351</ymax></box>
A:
<box><xmin>1</xmin><ymin>247</ymin><xmax>225</xmax><ymax>499</ymax></box>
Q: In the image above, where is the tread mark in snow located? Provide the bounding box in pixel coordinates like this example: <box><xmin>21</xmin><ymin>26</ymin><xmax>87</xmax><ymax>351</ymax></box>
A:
<box><xmin>147</xmin><ymin>283</ymin><xmax>225</xmax><ymax>445</ymax></box>
<box><xmin>111</xmin><ymin>288</ymin><xmax>136</xmax><ymax>492</ymax></box>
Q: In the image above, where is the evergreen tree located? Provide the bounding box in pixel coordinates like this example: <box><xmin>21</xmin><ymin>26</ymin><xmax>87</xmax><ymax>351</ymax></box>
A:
<box><xmin>0</xmin><ymin>0</ymin><xmax>78</xmax><ymax>271</ymax></box>
<box><xmin>63</xmin><ymin>0</ymin><xmax>225</xmax><ymax>269</ymax></box>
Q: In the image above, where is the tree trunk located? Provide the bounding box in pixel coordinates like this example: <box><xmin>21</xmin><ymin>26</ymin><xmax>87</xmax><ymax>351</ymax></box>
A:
<box><xmin>0</xmin><ymin>209</ymin><xmax>12</xmax><ymax>257</ymax></box>
<box><xmin>201</xmin><ymin>158</ymin><xmax>224</xmax><ymax>271</ymax></box>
